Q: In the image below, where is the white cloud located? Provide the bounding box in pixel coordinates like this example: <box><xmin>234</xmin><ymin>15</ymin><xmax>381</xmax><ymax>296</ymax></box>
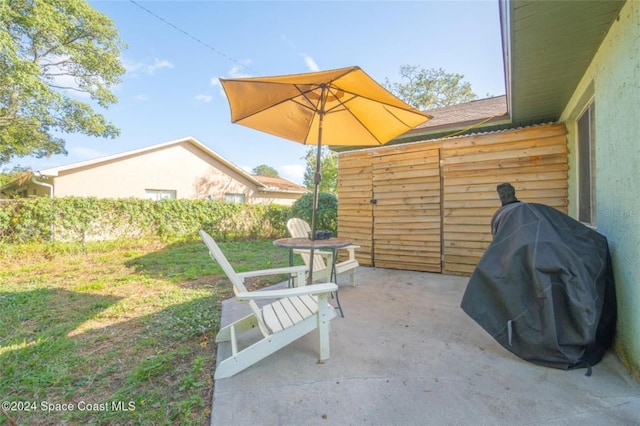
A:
<box><xmin>195</xmin><ymin>93</ymin><xmax>213</xmax><ymax>103</ymax></box>
<box><xmin>146</xmin><ymin>58</ymin><xmax>174</xmax><ymax>74</ymax></box>
<box><xmin>210</xmin><ymin>77</ymin><xmax>226</xmax><ymax>97</ymax></box>
<box><xmin>133</xmin><ymin>94</ymin><xmax>149</xmax><ymax>102</ymax></box>
<box><xmin>280</xmin><ymin>164</ymin><xmax>305</xmax><ymax>185</ymax></box>
<box><xmin>40</xmin><ymin>54</ymin><xmax>91</xmax><ymax>98</ymax></box>
<box><xmin>213</xmin><ymin>62</ymin><xmax>252</xmax><ymax>98</ymax></box>
<box><xmin>123</xmin><ymin>57</ymin><xmax>174</xmax><ymax>76</ymax></box>
<box><xmin>300</xmin><ymin>53</ymin><xmax>319</xmax><ymax>72</ymax></box>
<box><xmin>228</xmin><ymin>60</ymin><xmax>253</xmax><ymax>78</ymax></box>
<box><xmin>281</xmin><ymin>33</ymin><xmax>296</xmax><ymax>49</ymax></box>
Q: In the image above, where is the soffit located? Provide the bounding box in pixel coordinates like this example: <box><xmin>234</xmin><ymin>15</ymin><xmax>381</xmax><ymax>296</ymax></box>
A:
<box><xmin>506</xmin><ymin>0</ymin><xmax>625</xmax><ymax>125</ymax></box>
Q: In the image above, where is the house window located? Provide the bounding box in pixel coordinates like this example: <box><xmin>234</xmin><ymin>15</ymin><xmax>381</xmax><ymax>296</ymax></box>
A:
<box><xmin>145</xmin><ymin>189</ymin><xmax>176</xmax><ymax>201</ymax></box>
<box><xmin>577</xmin><ymin>101</ymin><xmax>595</xmax><ymax>224</ymax></box>
<box><xmin>224</xmin><ymin>193</ymin><xmax>245</xmax><ymax>203</ymax></box>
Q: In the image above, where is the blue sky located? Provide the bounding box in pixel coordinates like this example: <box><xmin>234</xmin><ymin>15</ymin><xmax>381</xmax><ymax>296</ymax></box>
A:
<box><xmin>13</xmin><ymin>0</ymin><xmax>506</xmax><ymax>185</ymax></box>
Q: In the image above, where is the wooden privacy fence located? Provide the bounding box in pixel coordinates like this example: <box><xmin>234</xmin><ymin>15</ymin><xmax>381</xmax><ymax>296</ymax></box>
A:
<box><xmin>337</xmin><ymin>123</ymin><xmax>568</xmax><ymax>276</ymax></box>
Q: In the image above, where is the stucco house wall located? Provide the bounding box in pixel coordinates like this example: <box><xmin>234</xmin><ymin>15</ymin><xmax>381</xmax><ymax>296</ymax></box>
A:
<box><xmin>561</xmin><ymin>0</ymin><xmax>640</xmax><ymax>377</ymax></box>
<box><xmin>3</xmin><ymin>138</ymin><xmax>306</xmax><ymax>205</ymax></box>
<box><xmin>51</xmin><ymin>142</ymin><xmax>252</xmax><ymax>199</ymax></box>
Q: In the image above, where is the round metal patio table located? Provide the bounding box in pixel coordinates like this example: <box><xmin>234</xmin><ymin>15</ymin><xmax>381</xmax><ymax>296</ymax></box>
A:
<box><xmin>273</xmin><ymin>237</ymin><xmax>352</xmax><ymax>317</ymax></box>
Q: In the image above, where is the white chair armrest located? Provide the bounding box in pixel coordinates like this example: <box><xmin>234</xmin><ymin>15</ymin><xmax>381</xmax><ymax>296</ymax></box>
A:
<box><xmin>236</xmin><ymin>265</ymin><xmax>308</xmax><ymax>279</ymax></box>
<box><xmin>339</xmin><ymin>244</ymin><xmax>360</xmax><ymax>260</ymax></box>
<box><xmin>236</xmin><ymin>282</ymin><xmax>338</xmax><ymax>300</ymax></box>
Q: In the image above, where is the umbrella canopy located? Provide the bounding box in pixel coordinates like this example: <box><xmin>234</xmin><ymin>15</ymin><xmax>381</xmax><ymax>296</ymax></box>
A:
<box><xmin>219</xmin><ymin>66</ymin><xmax>431</xmax><ymax>147</ymax></box>
<box><xmin>220</xmin><ymin>66</ymin><xmax>431</xmax><ymax>282</ymax></box>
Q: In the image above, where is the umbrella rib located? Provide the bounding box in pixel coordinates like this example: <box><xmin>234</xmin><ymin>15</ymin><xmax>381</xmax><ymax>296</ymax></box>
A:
<box><xmin>330</xmin><ymin>87</ymin><xmax>425</xmax><ymax>114</ymax></box>
<box><xmin>380</xmin><ymin>104</ymin><xmax>425</xmax><ymax>130</ymax></box>
<box><xmin>340</xmin><ymin>105</ymin><xmax>386</xmax><ymax>145</ymax></box>
<box><xmin>322</xmin><ymin>89</ymin><xmax>426</xmax><ymax>145</ymax></box>
<box><xmin>294</xmin><ymin>83</ymin><xmax>332</xmax><ymax>144</ymax></box>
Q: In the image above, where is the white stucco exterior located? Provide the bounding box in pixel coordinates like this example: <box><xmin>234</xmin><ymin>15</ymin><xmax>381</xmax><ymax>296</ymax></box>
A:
<box><xmin>2</xmin><ymin>137</ymin><xmax>306</xmax><ymax>205</ymax></box>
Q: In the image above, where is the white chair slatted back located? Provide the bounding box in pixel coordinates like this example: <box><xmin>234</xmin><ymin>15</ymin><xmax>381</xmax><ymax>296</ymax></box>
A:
<box><xmin>199</xmin><ymin>230</ymin><xmax>270</xmax><ymax>335</ymax></box>
<box><xmin>286</xmin><ymin>218</ymin><xmax>328</xmax><ymax>272</ymax></box>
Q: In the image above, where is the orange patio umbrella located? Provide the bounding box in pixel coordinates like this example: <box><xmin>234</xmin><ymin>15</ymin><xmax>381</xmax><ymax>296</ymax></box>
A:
<box><xmin>219</xmin><ymin>65</ymin><xmax>431</xmax><ymax>261</ymax></box>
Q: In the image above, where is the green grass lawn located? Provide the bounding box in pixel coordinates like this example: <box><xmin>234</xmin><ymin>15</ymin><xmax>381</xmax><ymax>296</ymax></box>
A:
<box><xmin>0</xmin><ymin>237</ymin><xmax>294</xmax><ymax>425</ymax></box>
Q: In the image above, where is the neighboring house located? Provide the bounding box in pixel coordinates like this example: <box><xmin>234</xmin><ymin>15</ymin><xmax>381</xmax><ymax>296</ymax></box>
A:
<box><xmin>0</xmin><ymin>137</ymin><xmax>307</xmax><ymax>205</ymax></box>
<box><xmin>393</xmin><ymin>95</ymin><xmax>510</xmax><ymax>142</ymax></box>
<box><xmin>341</xmin><ymin>0</ymin><xmax>639</xmax><ymax>380</ymax></box>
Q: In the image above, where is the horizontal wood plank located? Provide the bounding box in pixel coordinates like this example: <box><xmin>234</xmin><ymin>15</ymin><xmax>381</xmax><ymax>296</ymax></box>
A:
<box><xmin>338</xmin><ymin>123</ymin><xmax>568</xmax><ymax>277</ymax></box>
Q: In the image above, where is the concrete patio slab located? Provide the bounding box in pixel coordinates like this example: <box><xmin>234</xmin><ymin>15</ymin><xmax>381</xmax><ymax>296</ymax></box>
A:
<box><xmin>211</xmin><ymin>267</ymin><xmax>640</xmax><ymax>426</ymax></box>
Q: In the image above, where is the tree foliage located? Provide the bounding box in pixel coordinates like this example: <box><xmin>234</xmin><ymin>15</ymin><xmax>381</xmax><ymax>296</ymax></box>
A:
<box><xmin>0</xmin><ymin>0</ymin><xmax>127</xmax><ymax>165</ymax></box>
<box><xmin>289</xmin><ymin>192</ymin><xmax>337</xmax><ymax>235</ymax></box>
<box><xmin>252</xmin><ymin>164</ymin><xmax>279</xmax><ymax>177</ymax></box>
<box><xmin>384</xmin><ymin>65</ymin><xmax>477</xmax><ymax>110</ymax></box>
<box><xmin>0</xmin><ymin>165</ymin><xmax>32</xmax><ymax>187</ymax></box>
<box><xmin>303</xmin><ymin>147</ymin><xmax>337</xmax><ymax>194</ymax></box>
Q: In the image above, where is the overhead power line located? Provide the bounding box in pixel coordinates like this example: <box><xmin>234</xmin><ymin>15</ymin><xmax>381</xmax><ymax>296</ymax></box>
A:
<box><xmin>128</xmin><ymin>0</ymin><xmax>257</xmax><ymax>75</ymax></box>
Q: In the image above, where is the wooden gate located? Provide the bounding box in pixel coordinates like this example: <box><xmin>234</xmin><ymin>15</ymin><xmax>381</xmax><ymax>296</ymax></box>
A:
<box><xmin>337</xmin><ymin>150</ymin><xmax>374</xmax><ymax>266</ymax></box>
<box><xmin>338</xmin><ymin>123</ymin><xmax>568</xmax><ymax>276</ymax></box>
<box><xmin>370</xmin><ymin>144</ymin><xmax>442</xmax><ymax>272</ymax></box>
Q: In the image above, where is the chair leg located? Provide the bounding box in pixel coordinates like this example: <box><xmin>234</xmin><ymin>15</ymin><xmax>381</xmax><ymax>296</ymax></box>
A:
<box><xmin>317</xmin><ymin>295</ymin><xmax>333</xmax><ymax>360</ymax></box>
<box><xmin>214</xmin><ymin>317</ymin><xmax>321</xmax><ymax>379</ymax></box>
<box><xmin>216</xmin><ymin>314</ymin><xmax>259</xmax><ymax>342</ymax></box>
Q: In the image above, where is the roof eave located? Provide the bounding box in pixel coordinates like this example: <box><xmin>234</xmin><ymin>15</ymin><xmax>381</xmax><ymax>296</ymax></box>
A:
<box><xmin>37</xmin><ymin>136</ymin><xmax>268</xmax><ymax>189</ymax></box>
<box><xmin>503</xmin><ymin>0</ymin><xmax>626</xmax><ymax>126</ymax></box>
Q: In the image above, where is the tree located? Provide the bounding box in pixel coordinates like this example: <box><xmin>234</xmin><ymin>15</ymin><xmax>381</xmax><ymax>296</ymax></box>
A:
<box><xmin>384</xmin><ymin>65</ymin><xmax>477</xmax><ymax>110</ymax></box>
<box><xmin>303</xmin><ymin>147</ymin><xmax>337</xmax><ymax>194</ymax></box>
<box><xmin>289</xmin><ymin>192</ymin><xmax>337</xmax><ymax>234</ymax></box>
<box><xmin>252</xmin><ymin>164</ymin><xmax>279</xmax><ymax>177</ymax></box>
<box><xmin>0</xmin><ymin>0</ymin><xmax>126</xmax><ymax>165</ymax></box>
<box><xmin>0</xmin><ymin>165</ymin><xmax>32</xmax><ymax>187</ymax></box>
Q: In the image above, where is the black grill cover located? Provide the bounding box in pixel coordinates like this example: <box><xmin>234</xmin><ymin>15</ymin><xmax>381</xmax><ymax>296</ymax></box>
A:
<box><xmin>461</xmin><ymin>202</ymin><xmax>617</xmax><ymax>370</ymax></box>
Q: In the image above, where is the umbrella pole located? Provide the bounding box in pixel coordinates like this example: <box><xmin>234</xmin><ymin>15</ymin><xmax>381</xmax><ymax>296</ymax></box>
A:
<box><xmin>308</xmin><ymin>124</ymin><xmax>324</xmax><ymax>285</ymax></box>
<box><xmin>310</xmin><ymin>139</ymin><xmax>322</xmax><ymax>240</ymax></box>
<box><xmin>307</xmin><ymin>138</ymin><xmax>322</xmax><ymax>285</ymax></box>
<box><xmin>308</xmin><ymin>86</ymin><xmax>327</xmax><ymax>285</ymax></box>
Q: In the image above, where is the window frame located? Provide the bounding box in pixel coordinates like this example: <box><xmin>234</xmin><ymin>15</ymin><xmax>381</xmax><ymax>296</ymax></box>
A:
<box><xmin>144</xmin><ymin>189</ymin><xmax>177</xmax><ymax>201</ymax></box>
<box><xmin>224</xmin><ymin>193</ymin><xmax>245</xmax><ymax>203</ymax></box>
<box><xmin>576</xmin><ymin>100</ymin><xmax>596</xmax><ymax>225</ymax></box>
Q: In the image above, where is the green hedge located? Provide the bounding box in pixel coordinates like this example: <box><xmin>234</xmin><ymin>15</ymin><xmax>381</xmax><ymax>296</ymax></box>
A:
<box><xmin>289</xmin><ymin>192</ymin><xmax>337</xmax><ymax>235</ymax></box>
<box><xmin>0</xmin><ymin>197</ymin><xmax>291</xmax><ymax>244</ymax></box>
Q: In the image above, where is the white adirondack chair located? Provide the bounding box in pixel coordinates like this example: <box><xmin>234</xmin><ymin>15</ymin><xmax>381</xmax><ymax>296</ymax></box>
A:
<box><xmin>199</xmin><ymin>230</ymin><xmax>338</xmax><ymax>379</ymax></box>
<box><xmin>286</xmin><ymin>218</ymin><xmax>360</xmax><ymax>286</ymax></box>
